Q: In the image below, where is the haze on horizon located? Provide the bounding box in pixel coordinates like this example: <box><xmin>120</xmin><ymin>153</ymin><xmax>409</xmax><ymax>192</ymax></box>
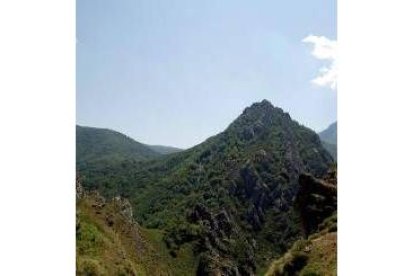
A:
<box><xmin>77</xmin><ymin>0</ymin><xmax>336</xmax><ymax>149</ymax></box>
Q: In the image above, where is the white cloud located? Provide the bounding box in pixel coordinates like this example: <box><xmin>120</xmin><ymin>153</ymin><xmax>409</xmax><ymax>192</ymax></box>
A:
<box><xmin>303</xmin><ymin>35</ymin><xmax>337</xmax><ymax>90</ymax></box>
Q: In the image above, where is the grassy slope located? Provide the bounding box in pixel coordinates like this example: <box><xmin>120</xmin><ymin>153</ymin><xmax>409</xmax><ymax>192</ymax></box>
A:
<box><xmin>76</xmin><ymin>194</ymin><xmax>198</xmax><ymax>275</ymax></box>
<box><xmin>264</xmin><ymin>215</ymin><xmax>337</xmax><ymax>276</ymax></box>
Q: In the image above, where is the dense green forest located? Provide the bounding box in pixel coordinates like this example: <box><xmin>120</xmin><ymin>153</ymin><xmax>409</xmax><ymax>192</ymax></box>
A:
<box><xmin>77</xmin><ymin>100</ymin><xmax>336</xmax><ymax>275</ymax></box>
<box><xmin>76</xmin><ymin>125</ymin><xmax>161</xmax><ymax>166</ymax></box>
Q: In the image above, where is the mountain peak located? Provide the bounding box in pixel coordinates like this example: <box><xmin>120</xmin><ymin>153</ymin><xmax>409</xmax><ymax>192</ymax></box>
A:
<box><xmin>248</xmin><ymin>99</ymin><xmax>274</xmax><ymax>110</ymax></box>
<box><xmin>239</xmin><ymin>99</ymin><xmax>288</xmax><ymax>124</ymax></box>
<box><xmin>258</xmin><ymin>99</ymin><xmax>274</xmax><ymax>106</ymax></box>
<box><xmin>241</xmin><ymin>99</ymin><xmax>276</xmax><ymax>117</ymax></box>
<box><xmin>77</xmin><ymin>99</ymin><xmax>334</xmax><ymax>275</ymax></box>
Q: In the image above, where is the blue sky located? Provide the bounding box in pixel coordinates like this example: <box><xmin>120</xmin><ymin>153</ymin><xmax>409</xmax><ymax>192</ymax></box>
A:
<box><xmin>77</xmin><ymin>0</ymin><xmax>336</xmax><ymax>148</ymax></box>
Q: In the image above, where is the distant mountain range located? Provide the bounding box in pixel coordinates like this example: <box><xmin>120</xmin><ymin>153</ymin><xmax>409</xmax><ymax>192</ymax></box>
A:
<box><xmin>318</xmin><ymin>122</ymin><xmax>337</xmax><ymax>160</ymax></box>
<box><xmin>146</xmin><ymin>144</ymin><xmax>184</xmax><ymax>155</ymax></box>
<box><xmin>76</xmin><ymin>100</ymin><xmax>336</xmax><ymax>275</ymax></box>
<box><xmin>319</xmin><ymin>122</ymin><xmax>337</xmax><ymax>145</ymax></box>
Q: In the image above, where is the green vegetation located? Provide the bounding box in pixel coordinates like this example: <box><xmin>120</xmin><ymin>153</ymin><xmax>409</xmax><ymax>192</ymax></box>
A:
<box><xmin>77</xmin><ymin>100</ymin><xmax>335</xmax><ymax>274</ymax></box>
<box><xmin>76</xmin><ymin>189</ymin><xmax>198</xmax><ymax>275</ymax></box>
<box><xmin>76</xmin><ymin>125</ymin><xmax>160</xmax><ymax>168</ymax></box>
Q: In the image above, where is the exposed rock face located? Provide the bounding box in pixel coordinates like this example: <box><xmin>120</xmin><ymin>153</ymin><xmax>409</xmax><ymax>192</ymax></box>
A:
<box><xmin>113</xmin><ymin>196</ymin><xmax>134</xmax><ymax>223</ymax></box>
<box><xmin>295</xmin><ymin>171</ymin><xmax>337</xmax><ymax>237</ymax></box>
<box><xmin>266</xmin><ymin>169</ymin><xmax>338</xmax><ymax>276</ymax></box>
<box><xmin>189</xmin><ymin>204</ymin><xmax>256</xmax><ymax>276</ymax></box>
<box><xmin>239</xmin><ymin>164</ymin><xmax>273</xmax><ymax>231</ymax></box>
<box><xmin>76</xmin><ymin>178</ymin><xmax>134</xmax><ymax>226</ymax></box>
<box><xmin>190</xmin><ymin>205</ymin><xmax>234</xmax><ymax>239</ymax></box>
<box><xmin>196</xmin><ymin>254</ymin><xmax>242</xmax><ymax>276</ymax></box>
<box><xmin>188</xmin><ymin>157</ymin><xmax>306</xmax><ymax>275</ymax></box>
<box><xmin>236</xmin><ymin>162</ymin><xmax>296</xmax><ymax>231</ymax></box>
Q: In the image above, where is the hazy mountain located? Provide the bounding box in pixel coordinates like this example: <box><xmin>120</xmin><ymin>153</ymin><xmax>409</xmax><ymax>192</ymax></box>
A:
<box><xmin>147</xmin><ymin>144</ymin><xmax>184</xmax><ymax>155</ymax></box>
<box><xmin>77</xmin><ymin>100</ymin><xmax>334</xmax><ymax>274</ymax></box>
<box><xmin>318</xmin><ymin>122</ymin><xmax>337</xmax><ymax>160</ymax></box>
<box><xmin>318</xmin><ymin>122</ymin><xmax>337</xmax><ymax>145</ymax></box>
<box><xmin>321</xmin><ymin>141</ymin><xmax>336</xmax><ymax>160</ymax></box>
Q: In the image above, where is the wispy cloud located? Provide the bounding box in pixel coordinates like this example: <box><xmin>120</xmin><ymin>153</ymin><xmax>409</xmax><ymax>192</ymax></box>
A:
<box><xmin>303</xmin><ymin>35</ymin><xmax>337</xmax><ymax>90</ymax></box>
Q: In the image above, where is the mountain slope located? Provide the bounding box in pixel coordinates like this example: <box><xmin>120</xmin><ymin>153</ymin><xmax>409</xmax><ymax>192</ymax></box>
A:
<box><xmin>78</xmin><ymin>100</ymin><xmax>334</xmax><ymax>275</ymax></box>
<box><xmin>265</xmin><ymin>230</ymin><xmax>336</xmax><ymax>276</ymax></box>
<box><xmin>76</xmin><ymin>125</ymin><xmax>160</xmax><ymax>166</ymax></box>
<box><xmin>318</xmin><ymin>122</ymin><xmax>337</xmax><ymax>160</ymax></box>
<box><xmin>76</xmin><ymin>179</ymin><xmax>197</xmax><ymax>275</ymax></box>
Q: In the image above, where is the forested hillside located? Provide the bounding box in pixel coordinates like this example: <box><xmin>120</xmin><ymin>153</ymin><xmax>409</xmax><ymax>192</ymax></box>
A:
<box><xmin>77</xmin><ymin>100</ymin><xmax>334</xmax><ymax>275</ymax></box>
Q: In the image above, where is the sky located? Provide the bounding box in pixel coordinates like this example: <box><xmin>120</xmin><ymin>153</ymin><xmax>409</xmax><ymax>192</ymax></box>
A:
<box><xmin>77</xmin><ymin>0</ymin><xmax>337</xmax><ymax>149</ymax></box>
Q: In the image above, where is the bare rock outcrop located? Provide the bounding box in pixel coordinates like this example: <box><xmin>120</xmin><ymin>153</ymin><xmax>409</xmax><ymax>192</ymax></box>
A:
<box><xmin>295</xmin><ymin>171</ymin><xmax>337</xmax><ymax>237</ymax></box>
